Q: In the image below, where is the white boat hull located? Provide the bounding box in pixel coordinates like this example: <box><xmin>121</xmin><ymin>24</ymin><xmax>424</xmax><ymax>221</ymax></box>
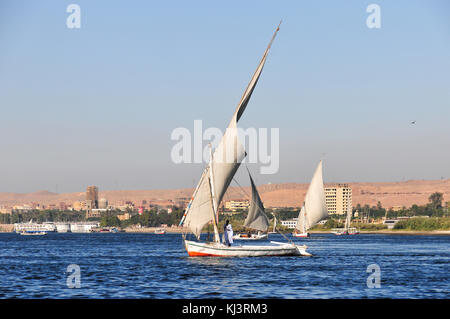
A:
<box><xmin>232</xmin><ymin>233</ymin><xmax>268</xmax><ymax>240</ymax></box>
<box><xmin>292</xmin><ymin>232</ymin><xmax>310</xmax><ymax>238</ymax></box>
<box><xmin>19</xmin><ymin>231</ymin><xmax>47</xmax><ymax>236</ymax></box>
<box><xmin>184</xmin><ymin>240</ymin><xmax>311</xmax><ymax>257</ymax></box>
<box><xmin>332</xmin><ymin>227</ymin><xmax>359</xmax><ymax>235</ymax></box>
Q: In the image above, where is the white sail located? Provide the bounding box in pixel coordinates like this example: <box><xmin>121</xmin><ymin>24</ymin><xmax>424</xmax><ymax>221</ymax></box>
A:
<box><xmin>296</xmin><ymin>206</ymin><xmax>307</xmax><ymax>233</ymax></box>
<box><xmin>345</xmin><ymin>203</ymin><xmax>352</xmax><ymax>231</ymax></box>
<box><xmin>244</xmin><ymin>171</ymin><xmax>270</xmax><ymax>232</ymax></box>
<box><xmin>296</xmin><ymin>160</ymin><xmax>328</xmax><ymax>232</ymax></box>
<box><xmin>180</xmin><ymin>24</ymin><xmax>281</xmax><ymax>239</ymax></box>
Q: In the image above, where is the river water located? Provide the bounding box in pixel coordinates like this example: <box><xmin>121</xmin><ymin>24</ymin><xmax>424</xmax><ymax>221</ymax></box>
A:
<box><xmin>0</xmin><ymin>233</ymin><xmax>448</xmax><ymax>298</ymax></box>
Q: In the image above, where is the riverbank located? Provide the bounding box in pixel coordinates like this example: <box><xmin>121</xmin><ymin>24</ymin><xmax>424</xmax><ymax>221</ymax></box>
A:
<box><xmin>1</xmin><ymin>223</ymin><xmax>449</xmax><ymax>235</ymax></box>
<box><xmin>0</xmin><ymin>224</ymin><xmax>14</xmax><ymax>232</ymax></box>
<box><xmin>123</xmin><ymin>226</ymin><xmax>188</xmax><ymax>233</ymax></box>
<box><xmin>309</xmin><ymin>229</ymin><xmax>450</xmax><ymax>235</ymax></box>
<box><xmin>0</xmin><ymin>224</ymin><xmax>189</xmax><ymax>233</ymax></box>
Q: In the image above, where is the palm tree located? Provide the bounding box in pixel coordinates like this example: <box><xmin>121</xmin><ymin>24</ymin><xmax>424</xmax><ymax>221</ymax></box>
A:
<box><xmin>428</xmin><ymin>192</ymin><xmax>443</xmax><ymax>211</ymax></box>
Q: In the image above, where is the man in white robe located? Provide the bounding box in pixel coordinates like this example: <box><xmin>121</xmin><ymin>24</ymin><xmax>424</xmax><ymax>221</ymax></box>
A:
<box><xmin>223</xmin><ymin>220</ymin><xmax>233</xmax><ymax>246</ymax></box>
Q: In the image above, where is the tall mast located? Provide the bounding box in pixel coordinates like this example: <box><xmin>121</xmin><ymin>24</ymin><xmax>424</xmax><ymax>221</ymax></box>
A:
<box><xmin>208</xmin><ymin>145</ymin><xmax>221</xmax><ymax>243</ymax></box>
<box><xmin>302</xmin><ymin>201</ymin><xmax>307</xmax><ymax>233</ymax></box>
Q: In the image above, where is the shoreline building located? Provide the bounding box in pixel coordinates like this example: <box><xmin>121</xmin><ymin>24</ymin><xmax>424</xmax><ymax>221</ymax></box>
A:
<box><xmin>280</xmin><ymin>218</ymin><xmax>298</xmax><ymax>229</ymax></box>
<box><xmin>86</xmin><ymin>186</ymin><xmax>99</xmax><ymax>209</ymax></box>
<box><xmin>86</xmin><ymin>186</ymin><xmax>101</xmax><ymax>218</ymax></box>
<box><xmin>325</xmin><ymin>184</ymin><xmax>352</xmax><ymax>215</ymax></box>
<box><xmin>224</xmin><ymin>199</ymin><xmax>250</xmax><ymax>212</ymax></box>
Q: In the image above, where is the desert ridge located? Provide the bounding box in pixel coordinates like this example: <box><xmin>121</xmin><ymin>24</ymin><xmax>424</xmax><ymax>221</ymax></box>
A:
<box><xmin>0</xmin><ymin>179</ymin><xmax>448</xmax><ymax>209</ymax></box>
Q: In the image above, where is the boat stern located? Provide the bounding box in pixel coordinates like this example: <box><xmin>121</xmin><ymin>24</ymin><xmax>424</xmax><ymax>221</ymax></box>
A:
<box><xmin>295</xmin><ymin>244</ymin><xmax>312</xmax><ymax>256</ymax></box>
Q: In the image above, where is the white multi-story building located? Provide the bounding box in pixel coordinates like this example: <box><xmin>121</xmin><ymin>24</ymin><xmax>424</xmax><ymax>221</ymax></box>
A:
<box><xmin>224</xmin><ymin>200</ymin><xmax>250</xmax><ymax>212</ymax></box>
<box><xmin>325</xmin><ymin>184</ymin><xmax>352</xmax><ymax>215</ymax></box>
<box><xmin>280</xmin><ymin>219</ymin><xmax>298</xmax><ymax>229</ymax></box>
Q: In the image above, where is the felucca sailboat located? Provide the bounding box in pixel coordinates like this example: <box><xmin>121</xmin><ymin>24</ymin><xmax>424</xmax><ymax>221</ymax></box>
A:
<box><xmin>232</xmin><ymin>170</ymin><xmax>269</xmax><ymax>240</ymax></box>
<box><xmin>293</xmin><ymin>161</ymin><xmax>328</xmax><ymax>238</ymax></box>
<box><xmin>332</xmin><ymin>202</ymin><xmax>359</xmax><ymax>235</ymax></box>
<box><xmin>178</xmin><ymin>23</ymin><xmax>310</xmax><ymax>257</ymax></box>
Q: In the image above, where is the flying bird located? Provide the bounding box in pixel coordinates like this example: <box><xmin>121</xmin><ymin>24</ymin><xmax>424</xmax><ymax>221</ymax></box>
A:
<box><xmin>410</xmin><ymin>120</ymin><xmax>416</xmax><ymax>125</ymax></box>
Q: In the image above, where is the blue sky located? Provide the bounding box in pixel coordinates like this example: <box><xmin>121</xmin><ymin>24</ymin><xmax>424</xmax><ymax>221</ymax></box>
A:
<box><xmin>0</xmin><ymin>0</ymin><xmax>449</xmax><ymax>193</ymax></box>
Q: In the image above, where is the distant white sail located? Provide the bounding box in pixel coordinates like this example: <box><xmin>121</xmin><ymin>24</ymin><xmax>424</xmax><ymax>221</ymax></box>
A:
<box><xmin>296</xmin><ymin>160</ymin><xmax>328</xmax><ymax>232</ymax></box>
<box><xmin>244</xmin><ymin>171</ymin><xmax>270</xmax><ymax>232</ymax></box>
<box><xmin>181</xmin><ymin>25</ymin><xmax>280</xmax><ymax>239</ymax></box>
<box><xmin>297</xmin><ymin>206</ymin><xmax>307</xmax><ymax>233</ymax></box>
<box><xmin>344</xmin><ymin>202</ymin><xmax>352</xmax><ymax>231</ymax></box>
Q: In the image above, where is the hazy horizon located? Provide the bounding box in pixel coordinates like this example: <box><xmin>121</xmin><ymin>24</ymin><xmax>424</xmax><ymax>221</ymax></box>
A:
<box><xmin>1</xmin><ymin>1</ymin><xmax>449</xmax><ymax>193</ymax></box>
<box><xmin>1</xmin><ymin>177</ymin><xmax>449</xmax><ymax>196</ymax></box>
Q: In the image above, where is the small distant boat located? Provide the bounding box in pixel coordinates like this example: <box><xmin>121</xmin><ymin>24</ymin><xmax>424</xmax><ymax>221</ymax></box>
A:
<box><xmin>233</xmin><ymin>231</ymin><xmax>268</xmax><ymax>240</ymax></box>
<box><xmin>332</xmin><ymin>229</ymin><xmax>348</xmax><ymax>236</ymax></box>
<box><xmin>332</xmin><ymin>205</ymin><xmax>359</xmax><ymax>236</ymax></box>
<box><xmin>292</xmin><ymin>161</ymin><xmax>328</xmax><ymax>239</ymax></box>
<box><xmin>332</xmin><ymin>228</ymin><xmax>359</xmax><ymax>235</ymax></box>
<box><xmin>154</xmin><ymin>228</ymin><xmax>166</xmax><ymax>234</ymax></box>
<box><xmin>293</xmin><ymin>232</ymin><xmax>310</xmax><ymax>238</ymax></box>
<box><xmin>19</xmin><ymin>231</ymin><xmax>47</xmax><ymax>236</ymax></box>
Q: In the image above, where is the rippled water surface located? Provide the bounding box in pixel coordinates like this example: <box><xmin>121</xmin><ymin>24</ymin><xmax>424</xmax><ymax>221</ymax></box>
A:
<box><xmin>0</xmin><ymin>233</ymin><xmax>448</xmax><ymax>298</ymax></box>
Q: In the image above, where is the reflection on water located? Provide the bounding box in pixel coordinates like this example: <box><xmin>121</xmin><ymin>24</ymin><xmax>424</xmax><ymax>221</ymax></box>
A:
<box><xmin>0</xmin><ymin>233</ymin><xmax>448</xmax><ymax>298</ymax></box>
<box><xmin>186</xmin><ymin>256</ymin><xmax>235</xmax><ymax>267</ymax></box>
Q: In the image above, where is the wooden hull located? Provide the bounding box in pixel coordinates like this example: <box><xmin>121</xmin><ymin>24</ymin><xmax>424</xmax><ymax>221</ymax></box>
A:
<box><xmin>184</xmin><ymin>240</ymin><xmax>311</xmax><ymax>257</ymax></box>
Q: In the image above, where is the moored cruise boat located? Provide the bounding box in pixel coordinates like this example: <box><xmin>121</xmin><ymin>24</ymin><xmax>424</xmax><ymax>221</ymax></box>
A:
<box><xmin>70</xmin><ymin>222</ymin><xmax>100</xmax><ymax>233</ymax></box>
<box><xmin>14</xmin><ymin>221</ymin><xmax>56</xmax><ymax>234</ymax></box>
<box><xmin>55</xmin><ymin>223</ymin><xmax>71</xmax><ymax>233</ymax></box>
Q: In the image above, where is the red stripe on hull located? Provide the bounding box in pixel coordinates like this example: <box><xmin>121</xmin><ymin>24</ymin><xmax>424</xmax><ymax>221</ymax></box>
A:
<box><xmin>187</xmin><ymin>251</ymin><xmax>225</xmax><ymax>257</ymax></box>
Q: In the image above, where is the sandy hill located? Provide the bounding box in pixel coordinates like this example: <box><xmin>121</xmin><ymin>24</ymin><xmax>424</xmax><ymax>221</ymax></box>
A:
<box><xmin>0</xmin><ymin>179</ymin><xmax>449</xmax><ymax>209</ymax></box>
